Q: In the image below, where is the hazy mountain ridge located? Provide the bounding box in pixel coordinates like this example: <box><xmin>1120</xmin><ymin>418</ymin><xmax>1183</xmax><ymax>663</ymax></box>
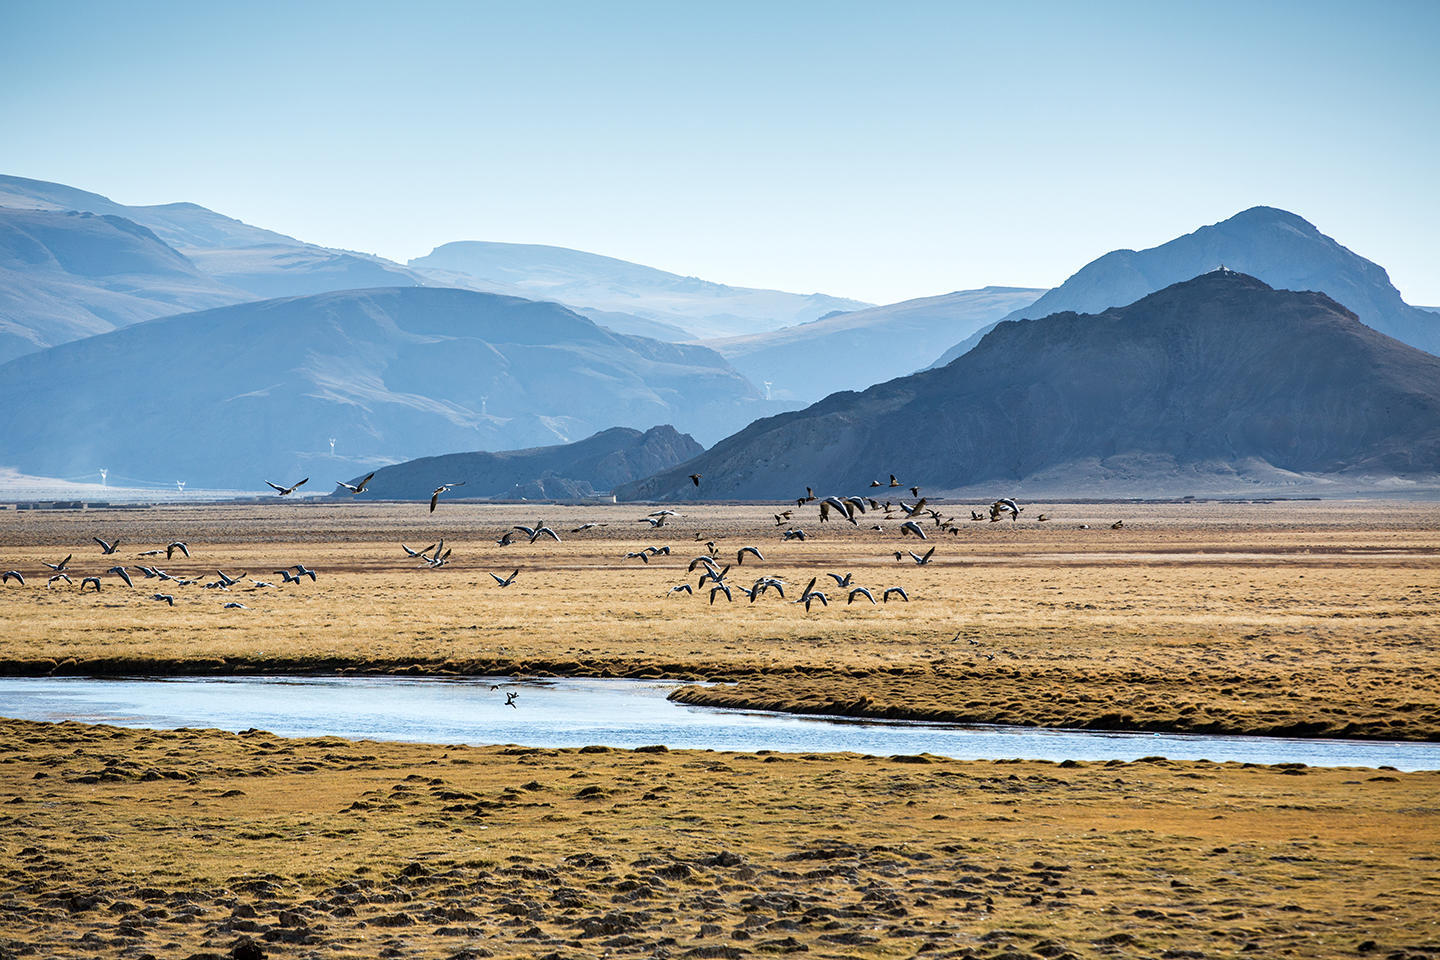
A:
<box><xmin>0</xmin><ymin>287</ymin><xmax>781</xmax><ymax>488</ymax></box>
<box><xmin>930</xmin><ymin>206</ymin><xmax>1440</xmax><ymax>367</ymax></box>
<box><xmin>334</xmin><ymin>425</ymin><xmax>703</xmax><ymax>501</ymax></box>
<box><xmin>410</xmin><ymin>240</ymin><xmax>871</xmax><ymax>338</ymax></box>
<box><xmin>0</xmin><ymin>206</ymin><xmax>250</xmax><ymax>363</ymax></box>
<box><xmin>704</xmin><ymin>286</ymin><xmax>1044</xmax><ymax>402</ymax></box>
<box><xmin>619</xmin><ymin>271</ymin><xmax>1440</xmax><ymax>500</ymax></box>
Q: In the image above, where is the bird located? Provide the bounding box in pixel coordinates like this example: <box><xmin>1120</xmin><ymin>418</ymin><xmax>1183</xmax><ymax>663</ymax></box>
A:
<box><xmin>571</xmin><ymin>523</ymin><xmax>607</xmax><ymax>533</ymax></box>
<box><xmin>797</xmin><ymin>487</ymin><xmax>816</xmax><ymax>506</ymax></box>
<box><xmin>491</xmin><ymin>569</ymin><xmax>519</xmax><ymax>587</ymax></box>
<box><xmin>890</xmin><ymin>475</ymin><xmax>901</xmax><ymax>487</ymax></box>
<box><xmin>504</xmin><ymin>691</ymin><xmax>519</xmax><ymax>708</ymax></box>
<box><xmin>697</xmin><ymin>564</ymin><xmax>732</xmax><ymax>588</ymax></box>
<box><xmin>895</xmin><ymin>547</ymin><xmax>935</xmax><ymax>565</ymax></box>
<box><xmin>293</xmin><ymin>564</ymin><xmax>318</xmax><ymax>581</ymax></box>
<box><xmin>107</xmin><ymin>566</ymin><xmax>133</xmax><ymax>587</ymax></box>
<box><xmin>402</xmin><ymin>542</ymin><xmax>437</xmax><ymax>558</ymax></box>
<box><xmin>800</xmin><ymin>591</ymin><xmax>829</xmax><ymax>611</ymax></box>
<box><xmin>137</xmin><ymin>548</ymin><xmax>166</xmax><ymax>557</ymax></box>
<box><xmin>2</xmin><ymin>571</ymin><xmax>24</xmax><ymax>586</ymax></box>
<box><xmin>901</xmin><ymin>498</ymin><xmax>928</xmax><ymax>518</ymax></box>
<box><xmin>638</xmin><ymin>515</ymin><xmax>667</xmax><ymax>528</ymax></box>
<box><xmin>624</xmin><ymin>551</ymin><xmax>651</xmax><ymax>563</ymax></box>
<box><xmin>910</xmin><ymin>486</ymin><xmax>920</xmax><ymax>497</ymax></box>
<box><xmin>275</xmin><ymin>569</ymin><xmax>302</xmax><ymax>584</ymax></box>
<box><xmin>752</xmin><ymin>577</ymin><xmax>785</xmax><ymax>600</ymax></box>
<box><xmin>899</xmin><ymin>520</ymin><xmax>928</xmax><ymax>539</ymax></box>
<box><xmin>667</xmin><ymin>584</ymin><xmax>693</xmax><ymax>596</ymax></box>
<box><xmin>970</xmin><ymin>511</ymin><xmax>986</xmax><ymax>522</ymax></box>
<box><xmin>772</xmin><ymin>511</ymin><xmax>793</xmax><ymax>526</ymax></box>
<box><xmin>530</xmin><ymin>526</ymin><xmax>562</xmax><ymax>543</ymax></box>
<box><xmin>1111</xmin><ymin>520</ymin><xmax>1125</xmax><ymax>529</ymax></box>
<box><xmin>47</xmin><ymin>574</ymin><xmax>72</xmax><ymax>587</ymax></box>
<box><xmin>43</xmin><ymin>555</ymin><xmax>72</xmax><ymax>572</ymax></box>
<box><xmin>689</xmin><ymin>473</ymin><xmax>702</xmax><ymax>486</ymax></box>
<box><xmin>430</xmin><ymin>481</ymin><xmax>465</xmax><ymax>512</ymax></box>
<box><xmin>736</xmin><ymin>546</ymin><xmax>764</xmax><ymax>565</ymax></box>
<box><xmin>266</xmin><ymin>477</ymin><xmax>309</xmax><ymax>496</ymax></box>
<box><xmin>709</xmin><ymin>583</ymin><xmax>733</xmax><ymax>604</ymax></box>
<box><xmin>990</xmin><ymin>498</ymin><xmax>1021</xmax><ymax>521</ymax></box>
<box><xmin>847</xmin><ymin>586</ymin><xmax>876</xmax><ymax>605</ymax></box>
<box><xmin>166</xmin><ymin>541</ymin><xmax>190</xmax><ymax>559</ymax></box>
<box><xmin>883</xmin><ymin>587</ymin><xmax>909</xmax><ymax>602</ymax></box>
<box><xmin>336</xmin><ymin>471</ymin><xmax>377</xmax><ymax>494</ymax></box>
<box><xmin>782</xmin><ymin>528</ymin><xmax>807</xmax><ymax>541</ymax></box>
<box><xmin>650</xmin><ymin>510</ymin><xmax>680</xmax><ymax>518</ymax></box>
<box><xmin>224</xmin><ymin>602</ymin><xmax>248</xmax><ymax>609</ymax></box>
<box><xmin>688</xmin><ymin>555</ymin><xmax>721</xmax><ymax>573</ymax></box>
<box><xmin>135</xmin><ymin>565</ymin><xmax>159</xmax><ymax>578</ymax></box>
<box><xmin>494</xmin><ymin>530</ymin><xmax>518</xmax><ymax>546</ymax></box>
<box><xmin>215</xmin><ymin>569</ymin><xmax>244</xmax><ymax>587</ymax></box>
<box><xmin>870</xmin><ymin>479</ymin><xmax>881</xmax><ymax>487</ymax></box>
<box><xmin>151</xmin><ymin>593</ymin><xmax>175</xmax><ymax>605</ymax></box>
<box><xmin>250</xmin><ymin>580</ymin><xmax>276</xmax><ymax>588</ymax></box>
<box><xmin>1037</xmin><ymin>514</ymin><xmax>1050</xmax><ymax>522</ymax></box>
<box><xmin>644</xmin><ymin>545</ymin><xmax>671</xmax><ymax>556</ymax></box>
<box><xmin>826</xmin><ymin>572</ymin><xmax>854</xmax><ymax>588</ymax></box>
<box><xmin>93</xmin><ymin>537</ymin><xmax>120</xmax><ymax>555</ymax></box>
<box><xmin>79</xmin><ymin>577</ymin><xmax>101</xmax><ymax>593</ymax></box>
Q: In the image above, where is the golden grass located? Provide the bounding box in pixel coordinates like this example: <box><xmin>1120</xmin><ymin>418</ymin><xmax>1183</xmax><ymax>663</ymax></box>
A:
<box><xmin>2</xmin><ymin>718</ymin><xmax>1437</xmax><ymax>960</ymax></box>
<box><xmin>1</xmin><ymin>500</ymin><xmax>1439</xmax><ymax>739</ymax></box>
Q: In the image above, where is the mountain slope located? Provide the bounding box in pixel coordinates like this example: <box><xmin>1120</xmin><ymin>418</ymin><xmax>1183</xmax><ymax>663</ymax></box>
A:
<box><xmin>0</xmin><ymin>207</ymin><xmax>249</xmax><ymax>363</ymax></box>
<box><xmin>0</xmin><ymin>174</ymin><xmax>425</xmax><ymax>301</ymax></box>
<box><xmin>0</xmin><ymin>287</ymin><xmax>777</xmax><ymax>488</ymax></box>
<box><xmin>619</xmin><ymin>271</ymin><xmax>1440</xmax><ymax>500</ymax></box>
<box><xmin>409</xmin><ymin>240</ymin><xmax>870</xmax><ymax>339</ymax></box>
<box><xmin>704</xmin><ymin>286</ymin><xmax>1043</xmax><ymax>402</ymax></box>
<box><xmin>333</xmin><ymin>425</ymin><xmax>704</xmax><ymax>501</ymax></box>
<box><xmin>930</xmin><ymin>207</ymin><xmax>1440</xmax><ymax>366</ymax></box>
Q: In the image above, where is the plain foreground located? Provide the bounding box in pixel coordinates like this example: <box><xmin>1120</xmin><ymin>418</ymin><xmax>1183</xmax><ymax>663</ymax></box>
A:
<box><xmin>2</xmin><ymin>718</ymin><xmax>1438</xmax><ymax>960</ymax></box>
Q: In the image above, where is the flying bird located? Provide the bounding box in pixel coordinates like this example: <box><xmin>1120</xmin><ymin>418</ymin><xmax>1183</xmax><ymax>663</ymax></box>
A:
<box><xmin>847</xmin><ymin>586</ymin><xmax>876</xmax><ymax>605</ymax></box>
<box><xmin>93</xmin><ymin>537</ymin><xmax>120</xmax><ymax>555</ymax></box>
<box><xmin>826</xmin><ymin>572</ymin><xmax>854</xmax><ymax>588</ymax></box>
<box><xmin>667</xmin><ymin>584</ymin><xmax>694</xmax><ymax>596</ymax></box>
<box><xmin>151</xmin><ymin>593</ymin><xmax>175</xmax><ymax>606</ymax></box>
<box><xmin>505</xmin><ymin>691</ymin><xmax>519</xmax><ymax>708</ymax></box>
<box><xmin>430</xmin><ymin>481</ymin><xmax>465</xmax><ymax>512</ymax></box>
<box><xmin>2</xmin><ymin>571</ymin><xmax>24</xmax><ymax>586</ymax></box>
<box><xmin>689</xmin><ymin>473</ymin><xmax>702</xmax><ymax>486</ymax></box>
<box><xmin>623</xmin><ymin>551</ymin><xmax>651</xmax><ymax>563</ymax></box>
<box><xmin>899</xmin><ymin>520</ymin><xmax>928</xmax><ymax>539</ymax></box>
<box><xmin>47</xmin><ymin>574</ymin><xmax>72</xmax><ymax>587</ymax></box>
<box><xmin>43</xmin><ymin>555</ymin><xmax>72</xmax><ymax>572</ymax></box>
<box><xmin>782</xmin><ymin>528</ymin><xmax>807</xmax><ymax>541</ymax></box>
<box><xmin>108</xmin><ymin>566</ymin><xmax>133</xmax><ymax>587</ymax></box>
<box><xmin>491</xmin><ymin>569</ymin><xmax>519</xmax><ymax>587</ymax></box>
<box><xmin>224</xmin><ymin>602</ymin><xmax>249</xmax><ymax>609</ymax></box>
<box><xmin>336</xmin><ymin>471</ymin><xmax>377</xmax><ymax>494</ymax></box>
<box><xmin>166</xmin><ymin>541</ymin><xmax>190</xmax><ymax>559</ymax></box>
<box><xmin>883</xmin><ymin>587</ymin><xmax>910</xmax><ymax>603</ymax></box>
<box><xmin>736</xmin><ymin>545</ymin><xmax>764</xmax><ymax>565</ymax></box>
<box><xmin>402</xmin><ymin>542</ymin><xmax>437</xmax><ymax>558</ymax></box>
<box><xmin>79</xmin><ymin>577</ymin><xmax>101</xmax><ymax>593</ymax></box>
<box><xmin>266</xmin><ymin>477</ymin><xmax>309</xmax><ymax>496</ymax></box>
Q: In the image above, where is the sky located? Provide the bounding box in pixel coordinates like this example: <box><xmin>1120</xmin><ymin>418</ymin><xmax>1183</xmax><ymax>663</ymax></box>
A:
<box><xmin>2</xmin><ymin>0</ymin><xmax>1437</xmax><ymax>305</ymax></box>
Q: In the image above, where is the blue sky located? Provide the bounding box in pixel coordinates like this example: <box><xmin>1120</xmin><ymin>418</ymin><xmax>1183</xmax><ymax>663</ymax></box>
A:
<box><xmin>2</xmin><ymin>0</ymin><xmax>1437</xmax><ymax>305</ymax></box>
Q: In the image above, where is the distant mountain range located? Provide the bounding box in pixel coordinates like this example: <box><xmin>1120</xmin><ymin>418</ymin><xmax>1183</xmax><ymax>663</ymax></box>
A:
<box><xmin>0</xmin><ymin>207</ymin><xmax>249</xmax><ymax>363</ymax></box>
<box><xmin>409</xmin><ymin>241</ymin><xmax>871</xmax><ymax>339</ymax></box>
<box><xmin>619</xmin><ymin>271</ymin><xmax>1440</xmax><ymax>500</ymax></box>
<box><xmin>930</xmin><ymin>206</ymin><xmax>1440</xmax><ymax>368</ymax></box>
<box><xmin>703</xmin><ymin>286</ymin><xmax>1043</xmax><ymax>402</ymax></box>
<box><xmin>333</xmin><ymin>425</ymin><xmax>703</xmax><ymax>501</ymax></box>
<box><xmin>0</xmin><ymin>287</ymin><xmax>778</xmax><ymax>488</ymax></box>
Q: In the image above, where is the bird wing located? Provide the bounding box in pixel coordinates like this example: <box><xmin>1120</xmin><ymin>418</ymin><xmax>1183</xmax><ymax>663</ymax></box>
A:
<box><xmin>265</xmin><ymin>481</ymin><xmax>286</xmax><ymax>493</ymax></box>
<box><xmin>922</xmin><ymin>546</ymin><xmax>935</xmax><ymax>562</ymax></box>
<box><xmin>355</xmin><ymin>472</ymin><xmax>375</xmax><ymax>492</ymax></box>
<box><xmin>430</xmin><ymin>491</ymin><xmax>440</xmax><ymax>512</ymax></box>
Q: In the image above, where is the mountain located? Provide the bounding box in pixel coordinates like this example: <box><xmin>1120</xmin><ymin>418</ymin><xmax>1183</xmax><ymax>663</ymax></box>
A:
<box><xmin>332</xmin><ymin>425</ymin><xmax>704</xmax><ymax>501</ymax></box>
<box><xmin>408</xmin><ymin>241</ymin><xmax>871</xmax><ymax>339</ymax></box>
<box><xmin>0</xmin><ymin>174</ymin><xmax>425</xmax><ymax>301</ymax></box>
<box><xmin>618</xmin><ymin>271</ymin><xmax>1440</xmax><ymax>500</ymax></box>
<box><xmin>0</xmin><ymin>207</ymin><xmax>249</xmax><ymax>363</ymax></box>
<box><xmin>929</xmin><ymin>206</ymin><xmax>1440</xmax><ymax>367</ymax></box>
<box><xmin>0</xmin><ymin>287</ymin><xmax>779</xmax><ymax>488</ymax></box>
<box><xmin>703</xmin><ymin>286</ymin><xmax>1043</xmax><ymax>402</ymax></box>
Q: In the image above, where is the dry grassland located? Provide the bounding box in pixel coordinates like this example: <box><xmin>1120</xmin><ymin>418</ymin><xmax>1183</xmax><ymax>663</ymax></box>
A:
<box><xmin>1</xmin><ymin>499</ymin><xmax>1437</xmax><ymax>740</ymax></box>
<box><xmin>1</xmin><ymin>718</ymin><xmax>1437</xmax><ymax>960</ymax></box>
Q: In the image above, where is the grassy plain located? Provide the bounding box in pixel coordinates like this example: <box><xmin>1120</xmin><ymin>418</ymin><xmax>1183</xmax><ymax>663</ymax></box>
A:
<box><xmin>1</xmin><ymin>718</ymin><xmax>1437</xmax><ymax>960</ymax></box>
<box><xmin>0</xmin><ymin>499</ymin><xmax>1437</xmax><ymax>739</ymax></box>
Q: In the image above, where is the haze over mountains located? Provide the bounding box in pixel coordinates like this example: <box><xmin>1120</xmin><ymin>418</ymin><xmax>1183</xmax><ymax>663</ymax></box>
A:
<box><xmin>0</xmin><ymin>207</ymin><xmax>247</xmax><ymax>363</ymax></box>
<box><xmin>335</xmin><ymin>425</ymin><xmax>703</xmax><ymax>502</ymax></box>
<box><xmin>0</xmin><ymin>287</ymin><xmax>779</xmax><ymax>489</ymax></box>
<box><xmin>409</xmin><ymin>241</ymin><xmax>871</xmax><ymax>339</ymax></box>
<box><xmin>930</xmin><ymin>206</ymin><xmax>1440</xmax><ymax>368</ymax></box>
<box><xmin>620</xmin><ymin>272</ymin><xmax>1440</xmax><ymax>501</ymax></box>
<box><xmin>704</xmin><ymin>286</ymin><xmax>1044</xmax><ymax>402</ymax></box>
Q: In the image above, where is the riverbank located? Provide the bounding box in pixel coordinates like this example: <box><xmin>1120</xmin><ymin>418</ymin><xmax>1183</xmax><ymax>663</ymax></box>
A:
<box><xmin>1</xmin><ymin>500</ymin><xmax>1437</xmax><ymax>741</ymax></box>
<box><xmin>2</xmin><ymin>717</ymin><xmax>1436</xmax><ymax>960</ymax></box>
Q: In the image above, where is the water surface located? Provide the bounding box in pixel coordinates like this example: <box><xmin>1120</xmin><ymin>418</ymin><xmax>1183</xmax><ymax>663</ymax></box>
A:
<box><xmin>1</xmin><ymin>675</ymin><xmax>1434</xmax><ymax>770</ymax></box>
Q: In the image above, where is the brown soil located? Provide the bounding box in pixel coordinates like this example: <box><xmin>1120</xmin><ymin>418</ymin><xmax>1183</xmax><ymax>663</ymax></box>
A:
<box><xmin>2</xmin><ymin>718</ymin><xmax>1436</xmax><ymax>960</ymax></box>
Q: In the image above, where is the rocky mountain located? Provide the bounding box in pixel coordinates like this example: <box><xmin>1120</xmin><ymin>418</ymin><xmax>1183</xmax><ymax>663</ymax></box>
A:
<box><xmin>0</xmin><ymin>287</ymin><xmax>778</xmax><ymax>489</ymax></box>
<box><xmin>409</xmin><ymin>241</ymin><xmax>871</xmax><ymax>339</ymax></box>
<box><xmin>930</xmin><ymin>206</ymin><xmax>1440</xmax><ymax>367</ymax></box>
<box><xmin>619</xmin><ymin>271</ymin><xmax>1440</xmax><ymax>500</ymax></box>
<box><xmin>0</xmin><ymin>174</ymin><xmax>424</xmax><ymax>302</ymax></box>
<box><xmin>0</xmin><ymin>207</ymin><xmax>249</xmax><ymax>363</ymax></box>
<box><xmin>332</xmin><ymin>425</ymin><xmax>703</xmax><ymax>501</ymax></box>
<box><xmin>704</xmin><ymin>286</ymin><xmax>1043</xmax><ymax>402</ymax></box>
